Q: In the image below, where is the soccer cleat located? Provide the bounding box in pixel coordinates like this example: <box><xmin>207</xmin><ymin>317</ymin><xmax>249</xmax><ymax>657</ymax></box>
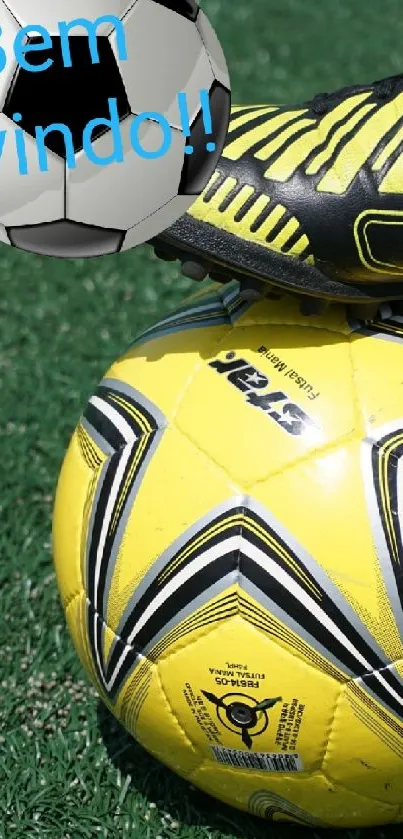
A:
<box><xmin>150</xmin><ymin>74</ymin><xmax>403</xmax><ymax>304</ymax></box>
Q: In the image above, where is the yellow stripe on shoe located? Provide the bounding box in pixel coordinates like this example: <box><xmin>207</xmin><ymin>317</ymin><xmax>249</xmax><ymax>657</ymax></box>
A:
<box><xmin>152</xmin><ymin>73</ymin><xmax>403</xmax><ymax>304</ymax></box>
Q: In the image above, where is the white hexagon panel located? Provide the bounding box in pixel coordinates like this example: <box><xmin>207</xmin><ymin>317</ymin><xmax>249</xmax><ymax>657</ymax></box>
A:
<box><xmin>0</xmin><ymin>0</ymin><xmax>231</xmax><ymax>258</ymax></box>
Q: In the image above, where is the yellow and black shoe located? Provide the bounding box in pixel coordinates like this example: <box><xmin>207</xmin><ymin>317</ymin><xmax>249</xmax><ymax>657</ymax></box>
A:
<box><xmin>150</xmin><ymin>74</ymin><xmax>403</xmax><ymax>306</ymax></box>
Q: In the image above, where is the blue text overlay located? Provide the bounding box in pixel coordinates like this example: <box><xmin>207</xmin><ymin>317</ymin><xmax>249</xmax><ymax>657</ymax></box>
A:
<box><xmin>0</xmin><ymin>14</ymin><xmax>216</xmax><ymax>175</ymax></box>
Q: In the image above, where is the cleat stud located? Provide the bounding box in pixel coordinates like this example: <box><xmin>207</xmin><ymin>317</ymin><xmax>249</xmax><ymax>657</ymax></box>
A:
<box><xmin>238</xmin><ymin>278</ymin><xmax>267</xmax><ymax>301</ymax></box>
<box><xmin>261</xmin><ymin>284</ymin><xmax>282</xmax><ymax>300</ymax></box>
<box><xmin>299</xmin><ymin>297</ymin><xmax>325</xmax><ymax>316</ymax></box>
<box><xmin>377</xmin><ymin>303</ymin><xmax>393</xmax><ymax>321</ymax></box>
<box><xmin>181</xmin><ymin>260</ymin><xmax>208</xmax><ymax>281</ymax></box>
<box><xmin>154</xmin><ymin>247</ymin><xmax>176</xmax><ymax>262</ymax></box>
<box><xmin>209</xmin><ymin>270</ymin><xmax>231</xmax><ymax>284</ymax></box>
<box><xmin>347</xmin><ymin>302</ymin><xmax>382</xmax><ymax>322</ymax></box>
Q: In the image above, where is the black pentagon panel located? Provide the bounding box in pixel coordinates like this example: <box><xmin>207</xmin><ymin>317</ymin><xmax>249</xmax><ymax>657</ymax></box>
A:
<box><xmin>179</xmin><ymin>81</ymin><xmax>231</xmax><ymax>196</ymax></box>
<box><xmin>4</xmin><ymin>37</ymin><xmax>131</xmax><ymax>158</ymax></box>
<box><xmin>151</xmin><ymin>0</ymin><xmax>199</xmax><ymax>21</ymax></box>
<box><xmin>7</xmin><ymin>221</ymin><xmax>124</xmax><ymax>259</ymax></box>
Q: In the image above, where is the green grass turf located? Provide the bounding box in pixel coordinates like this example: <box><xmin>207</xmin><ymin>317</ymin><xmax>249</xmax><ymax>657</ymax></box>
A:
<box><xmin>1</xmin><ymin>1</ymin><xmax>403</xmax><ymax>836</ymax></box>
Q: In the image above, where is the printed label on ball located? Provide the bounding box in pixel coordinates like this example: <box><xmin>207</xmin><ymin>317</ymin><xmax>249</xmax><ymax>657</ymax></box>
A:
<box><xmin>208</xmin><ymin>353</ymin><xmax>316</xmax><ymax>437</ymax></box>
<box><xmin>211</xmin><ymin>745</ymin><xmax>304</xmax><ymax>773</ymax></box>
<box><xmin>181</xmin><ymin>657</ymin><xmax>307</xmax><ymax>760</ymax></box>
<box><xmin>256</xmin><ymin>345</ymin><xmax>321</xmax><ymax>402</ymax></box>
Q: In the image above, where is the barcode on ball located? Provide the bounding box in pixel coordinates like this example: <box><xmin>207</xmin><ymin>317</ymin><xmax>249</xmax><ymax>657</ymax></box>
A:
<box><xmin>211</xmin><ymin>746</ymin><xmax>304</xmax><ymax>772</ymax></box>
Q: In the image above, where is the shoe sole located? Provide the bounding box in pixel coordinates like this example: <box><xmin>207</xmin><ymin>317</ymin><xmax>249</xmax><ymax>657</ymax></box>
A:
<box><xmin>149</xmin><ymin>214</ymin><xmax>403</xmax><ymax>307</ymax></box>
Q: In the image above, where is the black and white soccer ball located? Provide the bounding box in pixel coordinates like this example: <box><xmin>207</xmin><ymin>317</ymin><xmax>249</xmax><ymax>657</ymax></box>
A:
<box><xmin>0</xmin><ymin>1</ymin><xmax>231</xmax><ymax>258</ymax></box>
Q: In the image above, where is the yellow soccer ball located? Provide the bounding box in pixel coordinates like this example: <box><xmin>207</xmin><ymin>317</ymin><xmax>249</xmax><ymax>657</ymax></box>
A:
<box><xmin>53</xmin><ymin>281</ymin><xmax>403</xmax><ymax>828</ymax></box>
